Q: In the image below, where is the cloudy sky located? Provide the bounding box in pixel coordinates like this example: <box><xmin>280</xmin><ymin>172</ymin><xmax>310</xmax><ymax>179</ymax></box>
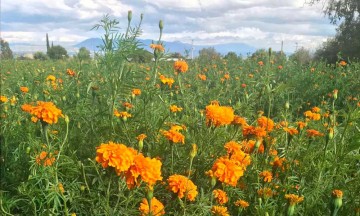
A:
<box><xmin>1</xmin><ymin>0</ymin><xmax>336</xmax><ymax>53</ymax></box>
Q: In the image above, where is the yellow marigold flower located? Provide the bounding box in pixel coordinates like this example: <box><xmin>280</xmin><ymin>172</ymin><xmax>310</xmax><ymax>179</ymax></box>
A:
<box><xmin>0</xmin><ymin>95</ymin><xmax>8</xmax><ymax>103</ymax></box>
<box><xmin>170</xmin><ymin>105</ymin><xmax>183</xmax><ymax>113</ymax></box>
<box><xmin>125</xmin><ymin>154</ymin><xmax>162</xmax><ymax>189</ymax></box>
<box><xmin>167</xmin><ymin>174</ymin><xmax>198</xmax><ymax>201</ymax></box>
<box><xmin>257</xmin><ymin>116</ymin><xmax>274</xmax><ymax>132</ymax></box>
<box><xmin>283</xmin><ymin>127</ymin><xmax>299</xmax><ymax>136</ymax></box>
<box><xmin>95</xmin><ymin>142</ymin><xmax>138</xmax><ymax>174</ymax></box>
<box><xmin>304</xmin><ymin>110</ymin><xmax>321</xmax><ymax>121</ymax></box>
<box><xmin>114</xmin><ymin>110</ymin><xmax>132</xmax><ymax>119</ymax></box>
<box><xmin>20</xmin><ymin>86</ymin><xmax>29</xmax><ymax>93</ymax></box>
<box><xmin>209</xmin><ymin>156</ymin><xmax>245</xmax><ymax>187</ymax></box>
<box><xmin>46</xmin><ymin>75</ymin><xmax>56</xmax><ymax>82</ymax></box>
<box><xmin>332</xmin><ymin>189</ymin><xmax>343</xmax><ymax>198</ymax></box>
<box><xmin>22</xmin><ymin>101</ymin><xmax>64</xmax><ymax>124</ymax></box>
<box><xmin>150</xmin><ymin>44</ymin><xmax>165</xmax><ymax>52</ymax></box>
<box><xmin>139</xmin><ymin>197</ymin><xmax>165</xmax><ymax>216</ymax></box>
<box><xmin>285</xmin><ymin>194</ymin><xmax>304</xmax><ymax>205</ymax></box>
<box><xmin>234</xmin><ymin>199</ymin><xmax>249</xmax><ymax>209</ymax></box>
<box><xmin>206</xmin><ymin>103</ymin><xmax>234</xmax><ymax>127</ymax></box>
<box><xmin>306</xmin><ymin>129</ymin><xmax>324</xmax><ymax>137</ymax></box>
<box><xmin>259</xmin><ymin>170</ymin><xmax>273</xmax><ymax>183</ymax></box>
<box><xmin>174</xmin><ymin>60</ymin><xmax>188</xmax><ymax>73</ymax></box>
<box><xmin>162</xmin><ymin>125</ymin><xmax>185</xmax><ymax>144</ymax></box>
<box><xmin>211</xmin><ymin>205</ymin><xmax>229</xmax><ymax>216</ymax></box>
<box><xmin>58</xmin><ymin>183</ymin><xmax>65</xmax><ymax>194</ymax></box>
<box><xmin>257</xmin><ymin>187</ymin><xmax>273</xmax><ymax>198</ymax></box>
<box><xmin>213</xmin><ymin>189</ymin><xmax>228</xmax><ymax>205</ymax></box>
<box><xmin>10</xmin><ymin>96</ymin><xmax>17</xmax><ymax>106</ymax></box>
<box><xmin>159</xmin><ymin>75</ymin><xmax>175</xmax><ymax>88</ymax></box>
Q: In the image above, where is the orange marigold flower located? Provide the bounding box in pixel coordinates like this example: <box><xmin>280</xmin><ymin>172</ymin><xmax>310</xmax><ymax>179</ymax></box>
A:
<box><xmin>122</xmin><ymin>102</ymin><xmax>133</xmax><ymax>109</ymax></box>
<box><xmin>198</xmin><ymin>74</ymin><xmax>207</xmax><ymax>80</ymax></box>
<box><xmin>306</xmin><ymin>129</ymin><xmax>324</xmax><ymax>137</ymax></box>
<box><xmin>332</xmin><ymin>189</ymin><xmax>343</xmax><ymax>198</ymax></box>
<box><xmin>224</xmin><ymin>141</ymin><xmax>242</xmax><ymax>155</ymax></box>
<box><xmin>66</xmin><ymin>69</ymin><xmax>76</xmax><ymax>77</ymax></box>
<box><xmin>209</xmin><ymin>156</ymin><xmax>245</xmax><ymax>187</ymax></box>
<box><xmin>271</xmin><ymin>156</ymin><xmax>287</xmax><ymax>171</ymax></box>
<box><xmin>167</xmin><ymin>174</ymin><xmax>198</xmax><ymax>201</ymax></box>
<box><xmin>240</xmin><ymin>139</ymin><xmax>264</xmax><ymax>154</ymax></box>
<box><xmin>311</xmin><ymin>106</ymin><xmax>321</xmax><ymax>113</ymax></box>
<box><xmin>296</xmin><ymin>121</ymin><xmax>307</xmax><ymax>130</ymax></box>
<box><xmin>257</xmin><ymin>187</ymin><xmax>273</xmax><ymax>198</ymax></box>
<box><xmin>162</xmin><ymin>125</ymin><xmax>185</xmax><ymax>144</ymax></box>
<box><xmin>125</xmin><ymin>154</ymin><xmax>163</xmax><ymax>189</ymax></box>
<box><xmin>22</xmin><ymin>101</ymin><xmax>63</xmax><ymax>124</ymax></box>
<box><xmin>242</xmin><ymin>125</ymin><xmax>267</xmax><ymax>138</ymax></box>
<box><xmin>20</xmin><ymin>86</ymin><xmax>29</xmax><ymax>93</ymax></box>
<box><xmin>137</xmin><ymin>134</ymin><xmax>147</xmax><ymax>142</ymax></box>
<box><xmin>1</xmin><ymin>95</ymin><xmax>8</xmax><ymax>103</ymax></box>
<box><xmin>232</xmin><ymin>115</ymin><xmax>248</xmax><ymax>127</ymax></box>
<box><xmin>174</xmin><ymin>60</ymin><xmax>188</xmax><ymax>73</ymax></box>
<box><xmin>39</xmin><ymin>151</ymin><xmax>47</xmax><ymax>160</ymax></box>
<box><xmin>234</xmin><ymin>199</ymin><xmax>249</xmax><ymax>208</ymax></box>
<box><xmin>213</xmin><ymin>189</ymin><xmax>228</xmax><ymax>205</ymax></box>
<box><xmin>258</xmin><ymin>61</ymin><xmax>264</xmax><ymax>66</ymax></box>
<box><xmin>150</xmin><ymin>44</ymin><xmax>165</xmax><ymax>52</ymax></box>
<box><xmin>304</xmin><ymin>110</ymin><xmax>321</xmax><ymax>121</ymax></box>
<box><xmin>205</xmin><ymin>103</ymin><xmax>234</xmax><ymax>127</ymax></box>
<box><xmin>339</xmin><ymin>60</ymin><xmax>347</xmax><ymax>66</ymax></box>
<box><xmin>95</xmin><ymin>141</ymin><xmax>138</xmax><ymax>174</ymax></box>
<box><xmin>211</xmin><ymin>205</ymin><xmax>229</xmax><ymax>216</ymax></box>
<box><xmin>132</xmin><ymin>88</ymin><xmax>141</xmax><ymax>96</ymax></box>
<box><xmin>283</xmin><ymin>127</ymin><xmax>299</xmax><ymax>136</ymax></box>
<box><xmin>259</xmin><ymin>170</ymin><xmax>273</xmax><ymax>183</ymax></box>
<box><xmin>139</xmin><ymin>197</ymin><xmax>165</xmax><ymax>216</ymax></box>
<box><xmin>285</xmin><ymin>194</ymin><xmax>304</xmax><ymax>205</ymax></box>
<box><xmin>170</xmin><ymin>105</ymin><xmax>183</xmax><ymax>113</ymax></box>
<box><xmin>257</xmin><ymin>116</ymin><xmax>274</xmax><ymax>132</ymax></box>
<box><xmin>223</xmin><ymin>73</ymin><xmax>230</xmax><ymax>80</ymax></box>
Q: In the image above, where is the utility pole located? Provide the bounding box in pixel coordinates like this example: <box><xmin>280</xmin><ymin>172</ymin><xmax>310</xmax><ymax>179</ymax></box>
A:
<box><xmin>281</xmin><ymin>40</ymin><xmax>284</xmax><ymax>56</ymax></box>
<box><xmin>191</xmin><ymin>40</ymin><xmax>194</xmax><ymax>60</ymax></box>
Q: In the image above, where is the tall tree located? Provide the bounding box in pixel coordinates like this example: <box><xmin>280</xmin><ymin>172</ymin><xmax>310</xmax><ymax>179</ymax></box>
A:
<box><xmin>48</xmin><ymin>45</ymin><xmax>68</xmax><ymax>60</ymax></box>
<box><xmin>0</xmin><ymin>38</ymin><xmax>13</xmax><ymax>59</ymax></box>
<box><xmin>46</xmin><ymin>33</ymin><xmax>50</xmax><ymax>54</ymax></box>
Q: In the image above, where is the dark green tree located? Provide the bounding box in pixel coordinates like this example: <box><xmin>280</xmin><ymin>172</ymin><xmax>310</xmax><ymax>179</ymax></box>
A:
<box><xmin>290</xmin><ymin>47</ymin><xmax>313</xmax><ymax>65</ymax></box>
<box><xmin>197</xmin><ymin>47</ymin><xmax>221</xmax><ymax>63</ymax></box>
<box><xmin>46</xmin><ymin>33</ymin><xmax>50</xmax><ymax>54</ymax></box>
<box><xmin>0</xmin><ymin>38</ymin><xmax>13</xmax><ymax>59</ymax></box>
<box><xmin>224</xmin><ymin>51</ymin><xmax>239</xmax><ymax>62</ymax></box>
<box><xmin>33</xmin><ymin>51</ymin><xmax>48</xmax><ymax>60</ymax></box>
<box><xmin>47</xmin><ymin>45</ymin><xmax>68</xmax><ymax>60</ymax></box>
<box><xmin>77</xmin><ymin>47</ymin><xmax>91</xmax><ymax>61</ymax></box>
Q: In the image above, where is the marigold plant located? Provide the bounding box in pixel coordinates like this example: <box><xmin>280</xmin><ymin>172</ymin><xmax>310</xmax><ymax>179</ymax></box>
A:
<box><xmin>167</xmin><ymin>174</ymin><xmax>198</xmax><ymax>201</ymax></box>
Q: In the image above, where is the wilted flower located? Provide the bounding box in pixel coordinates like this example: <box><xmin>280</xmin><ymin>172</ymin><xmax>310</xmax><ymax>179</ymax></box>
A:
<box><xmin>259</xmin><ymin>170</ymin><xmax>273</xmax><ymax>183</ymax></box>
<box><xmin>234</xmin><ymin>199</ymin><xmax>249</xmax><ymax>209</ymax></box>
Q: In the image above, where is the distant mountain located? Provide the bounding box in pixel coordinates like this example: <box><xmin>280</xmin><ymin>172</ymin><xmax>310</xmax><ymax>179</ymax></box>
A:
<box><xmin>75</xmin><ymin>38</ymin><xmax>256</xmax><ymax>57</ymax></box>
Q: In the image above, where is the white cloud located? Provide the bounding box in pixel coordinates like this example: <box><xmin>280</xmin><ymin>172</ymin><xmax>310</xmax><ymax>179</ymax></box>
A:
<box><xmin>1</xmin><ymin>0</ymin><xmax>336</xmax><ymax>53</ymax></box>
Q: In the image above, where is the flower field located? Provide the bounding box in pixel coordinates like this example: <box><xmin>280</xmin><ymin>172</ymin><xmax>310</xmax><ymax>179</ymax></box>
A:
<box><xmin>1</xmin><ymin>14</ymin><xmax>360</xmax><ymax>216</ymax></box>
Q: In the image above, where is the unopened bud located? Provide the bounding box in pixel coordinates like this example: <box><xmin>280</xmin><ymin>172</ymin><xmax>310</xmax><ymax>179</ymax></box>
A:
<box><xmin>64</xmin><ymin>115</ymin><xmax>70</xmax><ymax>124</ymax></box>
<box><xmin>127</xmin><ymin>10</ymin><xmax>132</xmax><ymax>23</ymax></box>
<box><xmin>211</xmin><ymin>176</ymin><xmax>217</xmax><ymax>188</ymax></box>
<box><xmin>333</xmin><ymin>89</ymin><xmax>338</xmax><ymax>100</ymax></box>
<box><xmin>285</xmin><ymin>101</ymin><xmax>290</xmax><ymax>110</ymax></box>
<box><xmin>159</xmin><ymin>20</ymin><xmax>163</xmax><ymax>31</ymax></box>
<box><xmin>328</xmin><ymin>128</ymin><xmax>334</xmax><ymax>140</ymax></box>
<box><xmin>190</xmin><ymin>144</ymin><xmax>197</xmax><ymax>159</ymax></box>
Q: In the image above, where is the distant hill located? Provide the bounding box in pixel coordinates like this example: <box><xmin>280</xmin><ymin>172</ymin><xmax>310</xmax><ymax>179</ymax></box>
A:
<box><xmin>75</xmin><ymin>38</ymin><xmax>256</xmax><ymax>57</ymax></box>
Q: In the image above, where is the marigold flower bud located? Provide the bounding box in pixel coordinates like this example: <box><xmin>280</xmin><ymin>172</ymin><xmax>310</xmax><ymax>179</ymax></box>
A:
<box><xmin>64</xmin><ymin>115</ymin><xmax>70</xmax><ymax>124</ymax></box>
<box><xmin>127</xmin><ymin>10</ymin><xmax>132</xmax><ymax>23</ymax></box>
<box><xmin>285</xmin><ymin>101</ymin><xmax>290</xmax><ymax>110</ymax></box>
<box><xmin>159</xmin><ymin>20</ymin><xmax>163</xmax><ymax>31</ymax></box>
<box><xmin>190</xmin><ymin>144</ymin><xmax>197</xmax><ymax>159</ymax></box>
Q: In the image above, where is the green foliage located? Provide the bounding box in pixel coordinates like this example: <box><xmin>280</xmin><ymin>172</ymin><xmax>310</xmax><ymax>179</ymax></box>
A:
<box><xmin>0</xmin><ymin>38</ymin><xmax>13</xmax><ymax>59</ymax></box>
<box><xmin>76</xmin><ymin>47</ymin><xmax>91</xmax><ymax>61</ymax></box>
<box><xmin>197</xmin><ymin>47</ymin><xmax>221</xmax><ymax>63</ymax></box>
<box><xmin>34</xmin><ymin>51</ymin><xmax>49</xmax><ymax>60</ymax></box>
<box><xmin>289</xmin><ymin>47</ymin><xmax>313</xmax><ymax>65</ymax></box>
<box><xmin>48</xmin><ymin>45</ymin><xmax>68</xmax><ymax>60</ymax></box>
<box><xmin>1</xmin><ymin>13</ymin><xmax>360</xmax><ymax>216</ymax></box>
<box><xmin>128</xmin><ymin>49</ymin><xmax>153</xmax><ymax>63</ymax></box>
